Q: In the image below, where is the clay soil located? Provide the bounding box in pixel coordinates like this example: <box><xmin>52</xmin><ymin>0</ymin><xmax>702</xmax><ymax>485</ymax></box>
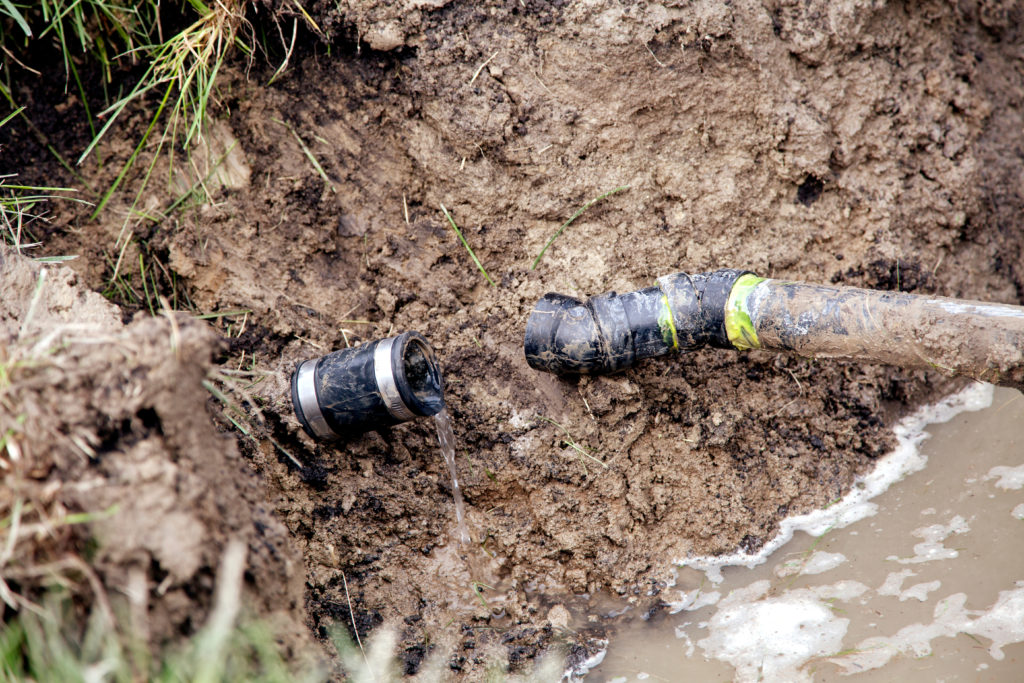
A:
<box><xmin>4</xmin><ymin>0</ymin><xmax>1024</xmax><ymax>677</ymax></box>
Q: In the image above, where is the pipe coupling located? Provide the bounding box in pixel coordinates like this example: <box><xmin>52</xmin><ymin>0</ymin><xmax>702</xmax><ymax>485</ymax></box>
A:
<box><xmin>291</xmin><ymin>331</ymin><xmax>445</xmax><ymax>440</ymax></box>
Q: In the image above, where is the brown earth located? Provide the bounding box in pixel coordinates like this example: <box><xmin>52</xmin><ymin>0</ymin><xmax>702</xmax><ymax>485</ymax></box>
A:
<box><xmin>4</xmin><ymin>0</ymin><xmax>1024</xmax><ymax>677</ymax></box>
<box><xmin>0</xmin><ymin>251</ymin><xmax>311</xmax><ymax>659</ymax></box>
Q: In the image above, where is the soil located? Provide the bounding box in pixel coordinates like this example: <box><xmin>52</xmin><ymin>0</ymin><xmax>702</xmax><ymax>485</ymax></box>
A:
<box><xmin>4</xmin><ymin>0</ymin><xmax>1024</xmax><ymax>677</ymax></box>
<box><xmin>0</xmin><ymin>253</ymin><xmax>310</xmax><ymax>656</ymax></box>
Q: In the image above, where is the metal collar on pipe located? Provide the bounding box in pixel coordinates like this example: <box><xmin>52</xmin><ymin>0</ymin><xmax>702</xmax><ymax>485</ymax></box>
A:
<box><xmin>293</xmin><ymin>358</ymin><xmax>337</xmax><ymax>440</ymax></box>
<box><xmin>373</xmin><ymin>336</ymin><xmax>417</xmax><ymax>421</ymax></box>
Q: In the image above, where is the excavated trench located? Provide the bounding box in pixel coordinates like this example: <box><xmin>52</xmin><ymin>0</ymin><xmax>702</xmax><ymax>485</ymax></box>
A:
<box><xmin>3</xmin><ymin>1</ymin><xmax>1024</xmax><ymax>677</ymax></box>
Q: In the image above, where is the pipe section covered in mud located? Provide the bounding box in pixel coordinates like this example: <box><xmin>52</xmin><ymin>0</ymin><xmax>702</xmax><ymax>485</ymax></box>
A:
<box><xmin>524</xmin><ymin>269</ymin><xmax>749</xmax><ymax>374</ymax></box>
<box><xmin>291</xmin><ymin>331</ymin><xmax>445</xmax><ymax>440</ymax></box>
<box><xmin>525</xmin><ymin>270</ymin><xmax>1024</xmax><ymax>390</ymax></box>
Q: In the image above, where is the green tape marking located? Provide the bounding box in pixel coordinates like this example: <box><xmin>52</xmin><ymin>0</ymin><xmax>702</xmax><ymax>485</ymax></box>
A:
<box><xmin>725</xmin><ymin>274</ymin><xmax>765</xmax><ymax>351</ymax></box>
<box><xmin>658</xmin><ymin>294</ymin><xmax>680</xmax><ymax>351</ymax></box>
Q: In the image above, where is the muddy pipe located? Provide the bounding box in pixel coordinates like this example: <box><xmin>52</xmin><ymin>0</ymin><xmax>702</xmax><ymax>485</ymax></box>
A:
<box><xmin>524</xmin><ymin>270</ymin><xmax>1024</xmax><ymax>390</ymax></box>
<box><xmin>291</xmin><ymin>331</ymin><xmax>445</xmax><ymax>440</ymax></box>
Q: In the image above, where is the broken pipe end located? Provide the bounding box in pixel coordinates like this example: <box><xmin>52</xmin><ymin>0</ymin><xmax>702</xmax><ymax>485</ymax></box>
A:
<box><xmin>291</xmin><ymin>331</ymin><xmax>445</xmax><ymax>441</ymax></box>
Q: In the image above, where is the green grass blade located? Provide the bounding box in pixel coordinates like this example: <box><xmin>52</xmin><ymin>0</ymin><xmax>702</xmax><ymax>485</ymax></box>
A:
<box><xmin>77</xmin><ymin>64</ymin><xmax>160</xmax><ymax>166</ymax></box>
<box><xmin>0</xmin><ymin>0</ymin><xmax>32</xmax><ymax>37</ymax></box>
<box><xmin>0</xmin><ymin>184</ymin><xmax>77</xmax><ymax>193</ymax></box>
<box><xmin>67</xmin><ymin>54</ymin><xmax>101</xmax><ymax>164</ymax></box>
<box><xmin>440</xmin><ymin>203</ymin><xmax>496</xmax><ymax>287</ymax></box>
<box><xmin>531</xmin><ymin>185</ymin><xmax>629</xmax><ymax>270</ymax></box>
<box><xmin>0</xmin><ymin>106</ymin><xmax>24</xmax><ymax>128</ymax></box>
<box><xmin>89</xmin><ymin>79</ymin><xmax>173</xmax><ymax>220</ymax></box>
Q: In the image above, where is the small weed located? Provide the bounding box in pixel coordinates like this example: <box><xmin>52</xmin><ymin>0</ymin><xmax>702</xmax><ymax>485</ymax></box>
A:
<box><xmin>536</xmin><ymin>415</ymin><xmax>607</xmax><ymax>475</ymax></box>
<box><xmin>440</xmin><ymin>203</ymin><xmax>497</xmax><ymax>287</ymax></box>
<box><xmin>531</xmin><ymin>185</ymin><xmax>629</xmax><ymax>269</ymax></box>
<box><xmin>99</xmin><ymin>242</ymin><xmax>193</xmax><ymax>314</ymax></box>
<box><xmin>470</xmin><ymin>581</ymin><xmax>493</xmax><ymax>608</ymax></box>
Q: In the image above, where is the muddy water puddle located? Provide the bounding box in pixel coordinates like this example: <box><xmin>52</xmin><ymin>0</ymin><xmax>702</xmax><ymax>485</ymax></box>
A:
<box><xmin>581</xmin><ymin>384</ymin><xmax>1024</xmax><ymax>682</ymax></box>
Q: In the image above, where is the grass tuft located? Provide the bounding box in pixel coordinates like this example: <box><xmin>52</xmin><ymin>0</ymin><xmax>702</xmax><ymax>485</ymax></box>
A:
<box><xmin>1</xmin><ymin>1</ymin><xmax>256</xmax><ymax>220</ymax></box>
<box><xmin>0</xmin><ymin>111</ymin><xmax>84</xmax><ymax>261</ymax></box>
<box><xmin>0</xmin><ymin>564</ymin><xmax>324</xmax><ymax>683</ymax></box>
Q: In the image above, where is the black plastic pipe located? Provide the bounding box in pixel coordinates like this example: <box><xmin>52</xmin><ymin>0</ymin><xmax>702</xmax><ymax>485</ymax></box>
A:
<box><xmin>291</xmin><ymin>331</ymin><xmax>445</xmax><ymax>440</ymax></box>
<box><xmin>525</xmin><ymin>269</ymin><xmax>1024</xmax><ymax>389</ymax></box>
<box><xmin>525</xmin><ymin>269</ymin><xmax>749</xmax><ymax>374</ymax></box>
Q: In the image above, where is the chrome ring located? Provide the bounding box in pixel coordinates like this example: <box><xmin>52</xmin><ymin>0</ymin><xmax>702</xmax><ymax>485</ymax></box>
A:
<box><xmin>294</xmin><ymin>359</ymin><xmax>337</xmax><ymax>440</ymax></box>
<box><xmin>373</xmin><ymin>337</ymin><xmax>416</xmax><ymax>421</ymax></box>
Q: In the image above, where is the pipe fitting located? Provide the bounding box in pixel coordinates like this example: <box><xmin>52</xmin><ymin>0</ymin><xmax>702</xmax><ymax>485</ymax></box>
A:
<box><xmin>291</xmin><ymin>331</ymin><xmax>445</xmax><ymax>440</ymax></box>
<box><xmin>524</xmin><ymin>269</ymin><xmax>749</xmax><ymax>375</ymax></box>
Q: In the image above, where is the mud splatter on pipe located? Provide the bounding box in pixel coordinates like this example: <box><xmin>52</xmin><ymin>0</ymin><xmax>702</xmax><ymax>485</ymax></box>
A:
<box><xmin>291</xmin><ymin>331</ymin><xmax>445</xmax><ymax>440</ymax></box>
<box><xmin>524</xmin><ymin>270</ymin><xmax>1024</xmax><ymax>390</ymax></box>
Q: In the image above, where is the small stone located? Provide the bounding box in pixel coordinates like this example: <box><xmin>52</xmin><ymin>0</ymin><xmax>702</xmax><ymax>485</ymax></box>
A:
<box><xmin>364</xmin><ymin>22</ymin><xmax>405</xmax><ymax>51</ymax></box>
<box><xmin>547</xmin><ymin>604</ymin><xmax>570</xmax><ymax>630</ymax></box>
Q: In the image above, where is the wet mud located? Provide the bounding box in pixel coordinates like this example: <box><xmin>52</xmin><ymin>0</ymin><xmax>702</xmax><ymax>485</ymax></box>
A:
<box><xmin>4</xmin><ymin>0</ymin><xmax>1024</xmax><ymax>676</ymax></box>
<box><xmin>590</xmin><ymin>385</ymin><xmax>1024</xmax><ymax>682</ymax></box>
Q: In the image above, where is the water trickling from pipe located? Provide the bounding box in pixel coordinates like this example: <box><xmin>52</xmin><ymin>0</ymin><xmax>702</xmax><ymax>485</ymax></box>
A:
<box><xmin>434</xmin><ymin>407</ymin><xmax>470</xmax><ymax>544</ymax></box>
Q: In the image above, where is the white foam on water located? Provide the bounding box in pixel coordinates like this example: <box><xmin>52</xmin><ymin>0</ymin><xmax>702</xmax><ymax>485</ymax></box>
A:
<box><xmin>1012</xmin><ymin>503</ymin><xmax>1024</xmax><ymax>520</ymax></box>
<box><xmin>695</xmin><ymin>580</ymin><xmax>868</xmax><ymax>683</ymax></box>
<box><xmin>878</xmin><ymin>569</ymin><xmax>913</xmax><ymax>595</ymax></box>
<box><xmin>877</xmin><ymin>570</ymin><xmax>942</xmax><ymax>602</ymax></box>
<box><xmin>800</xmin><ymin>551</ymin><xmax>847</xmax><ymax>575</ymax></box>
<box><xmin>831</xmin><ymin>585</ymin><xmax>1024</xmax><ymax>673</ymax></box>
<box><xmin>887</xmin><ymin>515</ymin><xmax>970</xmax><ymax>564</ymax></box>
<box><xmin>666</xmin><ymin>587</ymin><xmax>721</xmax><ymax>614</ymax></box>
<box><xmin>900</xmin><ymin>580</ymin><xmax>942</xmax><ymax>602</ymax></box>
<box><xmin>971</xmin><ymin>584</ymin><xmax>1024</xmax><ymax>659</ymax></box>
<box><xmin>774</xmin><ymin>550</ymin><xmax>847</xmax><ymax>579</ymax></box>
<box><xmin>986</xmin><ymin>464</ymin><xmax>1024</xmax><ymax>490</ymax></box>
<box><xmin>675</xmin><ymin>383</ymin><xmax>994</xmax><ymax>584</ymax></box>
<box><xmin>673</xmin><ymin>625</ymin><xmax>696</xmax><ymax>656</ymax></box>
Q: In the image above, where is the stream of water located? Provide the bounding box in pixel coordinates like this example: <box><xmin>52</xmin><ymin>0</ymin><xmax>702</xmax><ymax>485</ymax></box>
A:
<box><xmin>434</xmin><ymin>407</ymin><xmax>471</xmax><ymax>545</ymax></box>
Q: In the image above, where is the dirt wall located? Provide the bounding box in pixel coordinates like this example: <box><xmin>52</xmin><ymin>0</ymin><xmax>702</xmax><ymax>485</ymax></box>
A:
<box><xmin>0</xmin><ymin>250</ymin><xmax>311</xmax><ymax>659</ymax></box>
